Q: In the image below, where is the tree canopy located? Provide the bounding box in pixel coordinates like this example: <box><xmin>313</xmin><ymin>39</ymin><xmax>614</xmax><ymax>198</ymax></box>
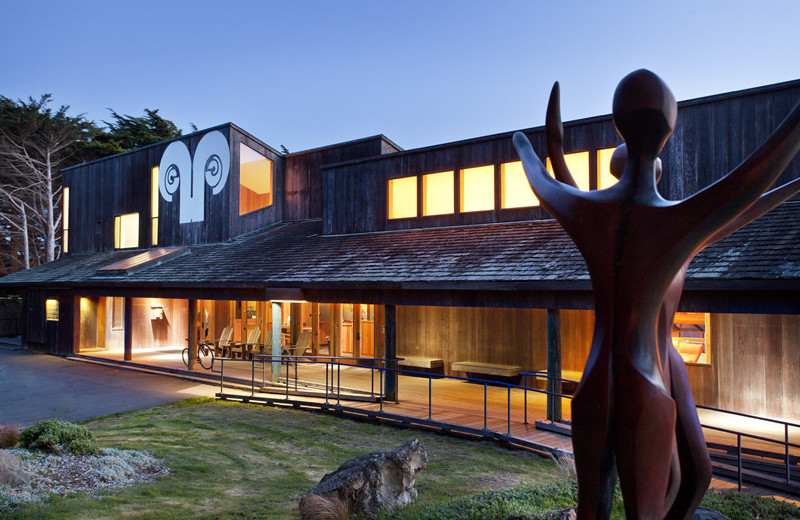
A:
<box><xmin>0</xmin><ymin>95</ymin><xmax>183</xmax><ymax>274</ymax></box>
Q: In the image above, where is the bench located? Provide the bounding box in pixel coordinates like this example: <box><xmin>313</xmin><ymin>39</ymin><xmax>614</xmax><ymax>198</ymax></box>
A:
<box><xmin>451</xmin><ymin>361</ymin><xmax>523</xmax><ymax>382</ymax></box>
<box><xmin>397</xmin><ymin>356</ymin><xmax>445</xmax><ymax>376</ymax></box>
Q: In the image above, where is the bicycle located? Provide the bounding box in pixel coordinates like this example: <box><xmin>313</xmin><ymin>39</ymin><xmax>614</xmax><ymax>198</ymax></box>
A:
<box><xmin>182</xmin><ymin>342</ymin><xmax>215</xmax><ymax>370</ymax></box>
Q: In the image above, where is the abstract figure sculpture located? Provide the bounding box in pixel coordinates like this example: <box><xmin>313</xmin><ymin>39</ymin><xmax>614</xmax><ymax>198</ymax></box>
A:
<box><xmin>513</xmin><ymin>69</ymin><xmax>800</xmax><ymax>519</ymax></box>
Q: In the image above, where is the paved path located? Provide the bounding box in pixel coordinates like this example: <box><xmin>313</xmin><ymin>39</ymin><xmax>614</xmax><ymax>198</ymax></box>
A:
<box><xmin>0</xmin><ymin>347</ymin><xmax>216</xmax><ymax>427</ymax></box>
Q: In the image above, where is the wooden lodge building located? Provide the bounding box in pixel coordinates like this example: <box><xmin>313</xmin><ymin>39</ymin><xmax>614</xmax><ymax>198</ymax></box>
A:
<box><xmin>1</xmin><ymin>79</ymin><xmax>799</xmax><ymax>423</ymax></box>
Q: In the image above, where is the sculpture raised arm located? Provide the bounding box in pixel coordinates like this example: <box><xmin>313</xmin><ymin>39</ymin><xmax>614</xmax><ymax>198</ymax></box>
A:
<box><xmin>546</xmin><ymin>82</ymin><xmax>579</xmax><ymax>189</ymax></box>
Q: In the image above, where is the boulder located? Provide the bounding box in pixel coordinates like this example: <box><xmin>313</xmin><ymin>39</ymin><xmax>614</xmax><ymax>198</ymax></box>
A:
<box><xmin>692</xmin><ymin>506</ymin><xmax>730</xmax><ymax>519</ymax></box>
<box><xmin>300</xmin><ymin>439</ymin><xmax>427</xmax><ymax>519</ymax></box>
<box><xmin>0</xmin><ymin>451</ymin><xmax>31</xmax><ymax>486</ymax></box>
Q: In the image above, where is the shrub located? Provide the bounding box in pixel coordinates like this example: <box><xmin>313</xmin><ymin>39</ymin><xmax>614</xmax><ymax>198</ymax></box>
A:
<box><xmin>0</xmin><ymin>424</ymin><xmax>20</xmax><ymax>448</ymax></box>
<box><xmin>19</xmin><ymin>419</ymin><xmax>99</xmax><ymax>455</ymax></box>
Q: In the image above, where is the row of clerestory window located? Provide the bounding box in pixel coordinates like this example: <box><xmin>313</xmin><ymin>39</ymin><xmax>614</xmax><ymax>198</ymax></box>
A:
<box><xmin>387</xmin><ymin>148</ymin><xmax>620</xmax><ymax>219</ymax></box>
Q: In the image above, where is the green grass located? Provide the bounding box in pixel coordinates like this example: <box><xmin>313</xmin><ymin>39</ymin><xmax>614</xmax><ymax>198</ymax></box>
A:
<box><xmin>3</xmin><ymin>398</ymin><xmax>555</xmax><ymax>519</ymax></box>
<box><xmin>3</xmin><ymin>398</ymin><xmax>799</xmax><ymax>519</ymax></box>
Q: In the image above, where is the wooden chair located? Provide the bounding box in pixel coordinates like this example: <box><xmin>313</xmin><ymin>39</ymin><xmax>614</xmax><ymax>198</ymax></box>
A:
<box><xmin>231</xmin><ymin>327</ymin><xmax>262</xmax><ymax>360</ymax></box>
<box><xmin>212</xmin><ymin>326</ymin><xmax>233</xmax><ymax>357</ymax></box>
<box><xmin>282</xmin><ymin>330</ymin><xmax>312</xmax><ymax>357</ymax></box>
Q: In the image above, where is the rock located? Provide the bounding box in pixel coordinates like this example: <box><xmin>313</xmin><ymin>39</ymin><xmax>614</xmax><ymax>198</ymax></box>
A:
<box><xmin>692</xmin><ymin>506</ymin><xmax>730</xmax><ymax>519</ymax></box>
<box><xmin>0</xmin><ymin>451</ymin><xmax>31</xmax><ymax>486</ymax></box>
<box><xmin>300</xmin><ymin>439</ymin><xmax>427</xmax><ymax>519</ymax></box>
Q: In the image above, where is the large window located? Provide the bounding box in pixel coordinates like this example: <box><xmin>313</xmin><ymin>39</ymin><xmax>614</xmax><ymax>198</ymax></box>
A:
<box><xmin>500</xmin><ymin>161</ymin><xmax>539</xmax><ymax>208</ymax></box>
<box><xmin>387</xmin><ymin>176</ymin><xmax>417</xmax><ymax>219</ymax></box>
<box><xmin>460</xmin><ymin>165</ymin><xmax>494</xmax><ymax>212</ymax></box>
<box><xmin>62</xmin><ymin>187</ymin><xmax>69</xmax><ymax>253</ymax></box>
<box><xmin>672</xmin><ymin>312</ymin><xmax>709</xmax><ymax>365</ymax></box>
<box><xmin>546</xmin><ymin>151</ymin><xmax>590</xmax><ymax>191</ymax></box>
<box><xmin>151</xmin><ymin>166</ymin><xmax>159</xmax><ymax>245</ymax></box>
<box><xmin>112</xmin><ymin>297</ymin><xmax>124</xmax><ymax>329</ymax></box>
<box><xmin>422</xmin><ymin>171</ymin><xmax>454</xmax><ymax>216</ymax></box>
<box><xmin>114</xmin><ymin>213</ymin><xmax>139</xmax><ymax>249</ymax></box>
<box><xmin>239</xmin><ymin>143</ymin><xmax>273</xmax><ymax>215</ymax></box>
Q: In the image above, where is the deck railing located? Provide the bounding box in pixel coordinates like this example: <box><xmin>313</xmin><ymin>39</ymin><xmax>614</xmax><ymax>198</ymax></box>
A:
<box><xmin>213</xmin><ymin>355</ymin><xmax>799</xmax><ymax>492</ymax></box>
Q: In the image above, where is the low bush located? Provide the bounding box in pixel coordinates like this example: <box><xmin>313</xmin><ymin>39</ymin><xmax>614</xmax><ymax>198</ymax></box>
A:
<box><xmin>0</xmin><ymin>424</ymin><xmax>20</xmax><ymax>448</ymax></box>
<box><xmin>19</xmin><ymin>419</ymin><xmax>99</xmax><ymax>455</ymax></box>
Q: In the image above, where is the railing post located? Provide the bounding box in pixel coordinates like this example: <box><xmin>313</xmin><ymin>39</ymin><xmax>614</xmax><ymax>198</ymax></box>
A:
<box><xmin>219</xmin><ymin>359</ymin><xmax>224</xmax><ymax>394</ymax></box>
<box><xmin>379</xmin><ymin>364</ymin><xmax>384</xmax><ymax>412</ymax></box>
<box><xmin>484</xmin><ymin>382</ymin><xmax>488</xmax><ymax>430</ymax></box>
<box><xmin>251</xmin><ymin>360</ymin><xmax>255</xmax><ymax>397</ymax></box>
<box><xmin>325</xmin><ymin>360</ymin><xmax>329</xmax><ymax>404</ymax></box>
<box><xmin>337</xmin><ymin>362</ymin><xmax>341</xmax><ymax>405</ymax></box>
<box><xmin>428</xmin><ymin>374</ymin><xmax>432</xmax><ymax>420</ymax></box>
<box><xmin>507</xmin><ymin>386</ymin><xmax>511</xmax><ymax>435</ymax></box>
<box><xmin>285</xmin><ymin>358</ymin><xmax>289</xmax><ymax>399</ymax></box>
<box><xmin>786</xmin><ymin>424</ymin><xmax>791</xmax><ymax>484</ymax></box>
<box><xmin>523</xmin><ymin>374</ymin><xmax>528</xmax><ymax>425</ymax></box>
<box><xmin>737</xmin><ymin>434</ymin><xmax>743</xmax><ymax>492</ymax></box>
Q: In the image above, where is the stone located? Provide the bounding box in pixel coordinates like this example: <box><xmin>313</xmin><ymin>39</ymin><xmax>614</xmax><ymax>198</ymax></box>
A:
<box><xmin>691</xmin><ymin>506</ymin><xmax>730</xmax><ymax>519</ymax></box>
<box><xmin>299</xmin><ymin>439</ymin><xmax>427</xmax><ymax>519</ymax></box>
<box><xmin>0</xmin><ymin>451</ymin><xmax>31</xmax><ymax>486</ymax></box>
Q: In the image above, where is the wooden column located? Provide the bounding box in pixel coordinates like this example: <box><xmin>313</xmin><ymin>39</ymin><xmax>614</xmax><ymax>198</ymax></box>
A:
<box><xmin>187</xmin><ymin>299</ymin><xmax>198</xmax><ymax>370</ymax></box>
<box><xmin>123</xmin><ymin>297</ymin><xmax>133</xmax><ymax>361</ymax></box>
<box><xmin>384</xmin><ymin>305</ymin><xmax>398</xmax><ymax>402</ymax></box>
<box><xmin>353</xmin><ymin>304</ymin><xmax>362</xmax><ymax>359</ymax></box>
<box><xmin>290</xmin><ymin>302</ymin><xmax>301</xmax><ymax>344</ymax></box>
<box><xmin>546</xmin><ymin>308</ymin><xmax>562</xmax><ymax>422</ymax></box>
<box><xmin>332</xmin><ymin>304</ymin><xmax>341</xmax><ymax>357</ymax></box>
<box><xmin>311</xmin><ymin>302</ymin><xmax>320</xmax><ymax>356</ymax></box>
<box><xmin>270</xmin><ymin>301</ymin><xmax>282</xmax><ymax>382</ymax></box>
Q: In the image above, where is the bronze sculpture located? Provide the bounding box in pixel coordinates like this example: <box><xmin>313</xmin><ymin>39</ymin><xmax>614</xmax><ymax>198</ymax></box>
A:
<box><xmin>513</xmin><ymin>69</ymin><xmax>800</xmax><ymax>519</ymax></box>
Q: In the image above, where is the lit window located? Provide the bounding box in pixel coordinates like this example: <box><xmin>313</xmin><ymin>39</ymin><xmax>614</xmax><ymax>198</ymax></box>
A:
<box><xmin>547</xmin><ymin>151</ymin><xmax>590</xmax><ymax>191</ymax></box>
<box><xmin>672</xmin><ymin>312</ymin><xmax>709</xmax><ymax>365</ymax></box>
<box><xmin>500</xmin><ymin>161</ymin><xmax>539</xmax><ymax>208</ymax></box>
<box><xmin>62</xmin><ymin>187</ymin><xmax>69</xmax><ymax>253</ymax></box>
<box><xmin>387</xmin><ymin>176</ymin><xmax>417</xmax><ymax>219</ymax></box>
<box><xmin>597</xmin><ymin>148</ymin><xmax>619</xmax><ymax>189</ymax></box>
<box><xmin>151</xmin><ymin>167</ymin><xmax>159</xmax><ymax>245</ymax></box>
<box><xmin>239</xmin><ymin>143</ymin><xmax>273</xmax><ymax>215</ymax></box>
<box><xmin>46</xmin><ymin>299</ymin><xmax>59</xmax><ymax>321</ymax></box>
<box><xmin>422</xmin><ymin>171</ymin><xmax>454</xmax><ymax>216</ymax></box>
<box><xmin>460</xmin><ymin>165</ymin><xmax>494</xmax><ymax>212</ymax></box>
<box><xmin>114</xmin><ymin>213</ymin><xmax>139</xmax><ymax>249</ymax></box>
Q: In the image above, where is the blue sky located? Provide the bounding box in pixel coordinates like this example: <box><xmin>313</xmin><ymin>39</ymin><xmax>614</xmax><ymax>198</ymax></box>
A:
<box><xmin>2</xmin><ymin>0</ymin><xmax>799</xmax><ymax>152</ymax></box>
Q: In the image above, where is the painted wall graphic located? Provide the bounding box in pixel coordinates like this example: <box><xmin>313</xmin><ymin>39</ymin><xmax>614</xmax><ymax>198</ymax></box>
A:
<box><xmin>158</xmin><ymin>131</ymin><xmax>230</xmax><ymax>223</ymax></box>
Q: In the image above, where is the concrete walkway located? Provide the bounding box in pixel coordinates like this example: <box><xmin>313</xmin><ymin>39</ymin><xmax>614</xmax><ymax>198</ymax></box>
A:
<box><xmin>0</xmin><ymin>346</ymin><xmax>216</xmax><ymax>427</ymax></box>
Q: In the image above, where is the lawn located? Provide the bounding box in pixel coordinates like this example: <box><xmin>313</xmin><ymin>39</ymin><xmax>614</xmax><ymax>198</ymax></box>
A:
<box><xmin>4</xmin><ymin>397</ymin><xmax>557</xmax><ymax>519</ymax></box>
<box><xmin>4</xmin><ymin>397</ymin><xmax>799</xmax><ymax>519</ymax></box>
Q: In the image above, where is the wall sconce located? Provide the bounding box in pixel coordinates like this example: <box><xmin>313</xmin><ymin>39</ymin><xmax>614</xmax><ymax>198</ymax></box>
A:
<box><xmin>150</xmin><ymin>304</ymin><xmax>165</xmax><ymax>320</ymax></box>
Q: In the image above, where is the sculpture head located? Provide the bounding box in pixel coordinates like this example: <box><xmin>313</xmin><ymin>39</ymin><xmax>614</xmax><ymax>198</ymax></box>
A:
<box><xmin>609</xmin><ymin>143</ymin><xmax>662</xmax><ymax>182</ymax></box>
<box><xmin>612</xmin><ymin>70</ymin><xmax>677</xmax><ymax>157</ymax></box>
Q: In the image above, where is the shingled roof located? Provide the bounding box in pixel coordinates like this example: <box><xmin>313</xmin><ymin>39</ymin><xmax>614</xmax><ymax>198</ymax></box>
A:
<box><xmin>2</xmin><ymin>202</ymin><xmax>799</xmax><ymax>296</ymax></box>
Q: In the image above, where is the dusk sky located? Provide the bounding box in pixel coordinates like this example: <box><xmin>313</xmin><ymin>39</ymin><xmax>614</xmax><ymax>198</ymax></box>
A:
<box><xmin>2</xmin><ymin>1</ymin><xmax>799</xmax><ymax>152</ymax></box>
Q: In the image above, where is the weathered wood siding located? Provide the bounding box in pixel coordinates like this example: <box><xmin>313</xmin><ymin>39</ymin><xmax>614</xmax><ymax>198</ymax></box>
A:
<box><xmin>63</xmin><ymin>125</ymin><xmax>285</xmax><ymax>254</ymax></box>
<box><xmin>688</xmin><ymin>313</ymin><xmax>800</xmax><ymax>421</ymax></box>
<box><xmin>285</xmin><ymin>136</ymin><xmax>401</xmax><ymax>220</ymax></box>
<box><xmin>323</xmin><ymin>81</ymin><xmax>800</xmax><ymax>235</ymax></box>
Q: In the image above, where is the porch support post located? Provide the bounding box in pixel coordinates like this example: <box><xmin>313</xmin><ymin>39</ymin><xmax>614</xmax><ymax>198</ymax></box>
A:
<box><xmin>187</xmin><ymin>299</ymin><xmax>198</xmax><ymax>370</ymax></box>
<box><xmin>384</xmin><ymin>304</ymin><xmax>398</xmax><ymax>402</ymax></box>
<box><xmin>311</xmin><ymin>303</ymin><xmax>320</xmax><ymax>356</ymax></box>
<box><xmin>546</xmin><ymin>308</ymin><xmax>562</xmax><ymax>422</ymax></box>
<box><xmin>123</xmin><ymin>297</ymin><xmax>133</xmax><ymax>361</ymax></box>
<box><xmin>271</xmin><ymin>301</ymin><xmax>282</xmax><ymax>382</ymax></box>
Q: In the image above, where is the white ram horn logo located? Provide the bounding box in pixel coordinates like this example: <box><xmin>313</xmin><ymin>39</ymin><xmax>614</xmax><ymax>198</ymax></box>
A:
<box><xmin>158</xmin><ymin>130</ymin><xmax>230</xmax><ymax>224</ymax></box>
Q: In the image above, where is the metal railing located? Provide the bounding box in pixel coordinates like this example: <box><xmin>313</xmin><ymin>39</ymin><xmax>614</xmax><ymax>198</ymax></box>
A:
<box><xmin>212</xmin><ymin>356</ymin><xmax>799</xmax><ymax>492</ymax></box>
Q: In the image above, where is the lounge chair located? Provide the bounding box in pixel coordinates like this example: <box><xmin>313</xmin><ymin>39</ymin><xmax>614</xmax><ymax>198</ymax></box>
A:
<box><xmin>213</xmin><ymin>325</ymin><xmax>233</xmax><ymax>357</ymax></box>
<box><xmin>231</xmin><ymin>326</ymin><xmax>262</xmax><ymax>359</ymax></box>
<box><xmin>282</xmin><ymin>330</ymin><xmax>312</xmax><ymax>357</ymax></box>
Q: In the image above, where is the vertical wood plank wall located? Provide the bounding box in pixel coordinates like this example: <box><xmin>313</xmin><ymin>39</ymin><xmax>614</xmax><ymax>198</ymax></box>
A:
<box><xmin>688</xmin><ymin>313</ymin><xmax>800</xmax><ymax>421</ymax></box>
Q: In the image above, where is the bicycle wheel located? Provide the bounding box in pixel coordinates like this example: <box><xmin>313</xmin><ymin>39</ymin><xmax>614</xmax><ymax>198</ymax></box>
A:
<box><xmin>199</xmin><ymin>346</ymin><xmax>214</xmax><ymax>370</ymax></box>
<box><xmin>181</xmin><ymin>347</ymin><xmax>190</xmax><ymax>368</ymax></box>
